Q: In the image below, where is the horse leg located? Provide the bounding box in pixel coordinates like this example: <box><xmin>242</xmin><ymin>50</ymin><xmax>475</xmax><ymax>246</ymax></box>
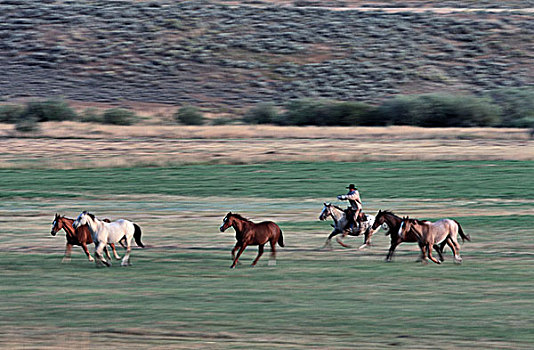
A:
<box><xmin>231</xmin><ymin>243</ymin><xmax>242</xmax><ymax>264</ymax></box>
<box><xmin>103</xmin><ymin>245</ymin><xmax>112</xmax><ymax>260</ymax></box>
<box><xmin>434</xmin><ymin>242</ymin><xmax>446</xmax><ymax>262</ymax></box>
<box><xmin>62</xmin><ymin>243</ymin><xmax>72</xmax><ymax>263</ymax></box>
<box><xmin>81</xmin><ymin>243</ymin><xmax>94</xmax><ymax>262</ymax></box>
<box><xmin>418</xmin><ymin>243</ymin><xmax>429</xmax><ymax>264</ymax></box>
<box><xmin>385</xmin><ymin>240</ymin><xmax>400</xmax><ymax>262</ymax></box>
<box><xmin>268</xmin><ymin>239</ymin><xmax>277</xmax><ymax>266</ymax></box>
<box><xmin>426</xmin><ymin>243</ymin><xmax>441</xmax><ymax>264</ymax></box>
<box><xmin>336</xmin><ymin>231</ymin><xmax>352</xmax><ymax>248</ymax></box>
<box><xmin>230</xmin><ymin>244</ymin><xmax>247</xmax><ymax>269</ymax></box>
<box><xmin>447</xmin><ymin>237</ymin><xmax>463</xmax><ymax>264</ymax></box>
<box><xmin>322</xmin><ymin>230</ymin><xmax>339</xmax><ymax>250</ymax></box>
<box><xmin>95</xmin><ymin>241</ymin><xmax>110</xmax><ymax>267</ymax></box>
<box><xmin>251</xmin><ymin>244</ymin><xmax>264</xmax><ymax>267</ymax></box>
<box><xmin>121</xmin><ymin>237</ymin><xmax>132</xmax><ymax>267</ymax></box>
<box><xmin>110</xmin><ymin>243</ymin><xmax>121</xmax><ymax>260</ymax></box>
<box><xmin>358</xmin><ymin>227</ymin><xmax>374</xmax><ymax>250</ymax></box>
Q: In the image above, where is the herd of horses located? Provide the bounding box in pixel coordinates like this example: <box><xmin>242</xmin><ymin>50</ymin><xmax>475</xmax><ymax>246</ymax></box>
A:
<box><xmin>51</xmin><ymin>205</ymin><xmax>470</xmax><ymax>268</ymax></box>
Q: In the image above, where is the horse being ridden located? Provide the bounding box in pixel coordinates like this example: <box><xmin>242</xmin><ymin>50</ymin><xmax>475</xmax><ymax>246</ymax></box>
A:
<box><xmin>372</xmin><ymin>210</ymin><xmax>446</xmax><ymax>262</ymax></box>
<box><xmin>51</xmin><ymin>214</ymin><xmax>120</xmax><ymax>263</ymax></box>
<box><xmin>337</xmin><ymin>183</ymin><xmax>363</xmax><ymax>231</ymax></box>
<box><xmin>73</xmin><ymin>211</ymin><xmax>144</xmax><ymax>267</ymax></box>
<box><xmin>399</xmin><ymin>216</ymin><xmax>470</xmax><ymax>264</ymax></box>
<box><xmin>319</xmin><ymin>203</ymin><xmax>378</xmax><ymax>249</ymax></box>
<box><xmin>220</xmin><ymin>212</ymin><xmax>284</xmax><ymax>269</ymax></box>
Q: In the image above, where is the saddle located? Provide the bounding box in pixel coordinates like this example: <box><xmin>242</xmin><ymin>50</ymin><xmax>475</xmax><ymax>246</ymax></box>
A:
<box><xmin>343</xmin><ymin>207</ymin><xmax>367</xmax><ymax>234</ymax></box>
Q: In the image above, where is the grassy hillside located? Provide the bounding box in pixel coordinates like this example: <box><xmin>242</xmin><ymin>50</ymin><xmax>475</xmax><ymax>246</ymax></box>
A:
<box><xmin>1</xmin><ymin>1</ymin><xmax>532</xmax><ymax>112</ymax></box>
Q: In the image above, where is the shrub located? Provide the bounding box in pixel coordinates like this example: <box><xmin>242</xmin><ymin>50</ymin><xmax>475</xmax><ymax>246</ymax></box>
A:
<box><xmin>377</xmin><ymin>93</ymin><xmax>501</xmax><ymax>127</ymax></box>
<box><xmin>21</xmin><ymin>99</ymin><xmax>77</xmax><ymax>122</ymax></box>
<box><xmin>274</xmin><ymin>99</ymin><xmax>374</xmax><ymax>126</ymax></box>
<box><xmin>79</xmin><ymin>108</ymin><xmax>104</xmax><ymax>123</ymax></box>
<box><xmin>0</xmin><ymin>104</ymin><xmax>24</xmax><ymax>123</ymax></box>
<box><xmin>102</xmin><ymin>108</ymin><xmax>138</xmax><ymax>125</ymax></box>
<box><xmin>243</xmin><ymin>103</ymin><xmax>278</xmax><ymax>124</ymax></box>
<box><xmin>211</xmin><ymin>116</ymin><xmax>236</xmax><ymax>125</ymax></box>
<box><xmin>15</xmin><ymin>116</ymin><xmax>40</xmax><ymax>133</ymax></box>
<box><xmin>484</xmin><ymin>88</ymin><xmax>534</xmax><ymax>127</ymax></box>
<box><xmin>174</xmin><ymin>106</ymin><xmax>204</xmax><ymax>125</ymax></box>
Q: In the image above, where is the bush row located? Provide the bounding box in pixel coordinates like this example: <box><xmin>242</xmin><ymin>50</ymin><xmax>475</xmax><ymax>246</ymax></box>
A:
<box><xmin>0</xmin><ymin>101</ymin><xmax>212</xmax><ymax>131</ymax></box>
<box><xmin>244</xmin><ymin>89</ymin><xmax>534</xmax><ymax>128</ymax></box>
<box><xmin>0</xmin><ymin>100</ymin><xmax>140</xmax><ymax>130</ymax></box>
<box><xmin>2</xmin><ymin>88</ymin><xmax>532</xmax><ymax>131</ymax></box>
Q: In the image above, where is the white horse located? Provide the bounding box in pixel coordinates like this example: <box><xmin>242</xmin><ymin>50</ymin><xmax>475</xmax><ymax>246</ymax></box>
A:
<box><xmin>73</xmin><ymin>211</ymin><xmax>144</xmax><ymax>267</ymax></box>
<box><xmin>319</xmin><ymin>203</ymin><xmax>380</xmax><ymax>250</ymax></box>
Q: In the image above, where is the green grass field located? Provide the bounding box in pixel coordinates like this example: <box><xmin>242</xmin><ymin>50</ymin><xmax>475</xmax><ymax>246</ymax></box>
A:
<box><xmin>0</xmin><ymin>161</ymin><xmax>533</xmax><ymax>349</ymax></box>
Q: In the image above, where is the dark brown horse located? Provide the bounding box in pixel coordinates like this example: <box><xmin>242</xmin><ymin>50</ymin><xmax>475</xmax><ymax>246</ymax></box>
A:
<box><xmin>51</xmin><ymin>214</ymin><xmax>119</xmax><ymax>263</ymax></box>
<box><xmin>219</xmin><ymin>212</ymin><xmax>284</xmax><ymax>268</ymax></box>
<box><xmin>372</xmin><ymin>210</ymin><xmax>445</xmax><ymax>262</ymax></box>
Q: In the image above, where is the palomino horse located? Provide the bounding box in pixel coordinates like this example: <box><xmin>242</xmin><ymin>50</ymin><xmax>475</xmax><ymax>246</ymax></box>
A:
<box><xmin>399</xmin><ymin>216</ymin><xmax>470</xmax><ymax>264</ymax></box>
<box><xmin>51</xmin><ymin>214</ymin><xmax>120</xmax><ymax>263</ymax></box>
<box><xmin>219</xmin><ymin>212</ymin><xmax>284</xmax><ymax>268</ymax></box>
<box><xmin>371</xmin><ymin>210</ymin><xmax>446</xmax><ymax>262</ymax></box>
<box><xmin>73</xmin><ymin>211</ymin><xmax>144</xmax><ymax>267</ymax></box>
<box><xmin>318</xmin><ymin>203</ymin><xmax>379</xmax><ymax>250</ymax></box>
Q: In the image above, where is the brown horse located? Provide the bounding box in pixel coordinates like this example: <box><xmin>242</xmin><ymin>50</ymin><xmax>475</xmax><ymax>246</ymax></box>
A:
<box><xmin>219</xmin><ymin>212</ymin><xmax>284</xmax><ymax>268</ymax></box>
<box><xmin>51</xmin><ymin>214</ymin><xmax>120</xmax><ymax>263</ymax></box>
<box><xmin>399</xmin><ymin>216</ymin><xmax>470</xmax><ymax>264</ymax></box>
<box><xmin>372</xmin><ymin>210</ymin><xmax>445</xmax><ymax>262</ymax></box>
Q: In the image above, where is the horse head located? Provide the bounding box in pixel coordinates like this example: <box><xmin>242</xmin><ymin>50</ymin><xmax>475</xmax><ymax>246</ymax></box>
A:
<box><xmin>371</xmin><ymin>210</ymin><xmax>384</xmax><ymax>230</ymax></box>
<box><xmin>220</xmin><ymin>212</ymin><xmax>233</xmax><ymax>232</ymax></box>
<box><xmin>398</xmin><ymin>216</ymin><xmax>413</xmax><ymax>240</ymax></box>
<box><xmin>51</xmin><ymin>213</ymin><xmax>62</xmax><ymax>236</ymax></box>
<box><xmin>319</xmin><ymin>203</ymin><xmax>332</xmax><ymax>221</ymax></box>
<box><xmin>73</xmin><ymin>211</ymin><xmax>93</xmax><ymax>229</ymax></box>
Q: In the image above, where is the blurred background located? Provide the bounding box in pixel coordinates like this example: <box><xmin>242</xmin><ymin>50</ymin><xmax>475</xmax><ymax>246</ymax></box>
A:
<box><xmin>0</xmin><ymin>1</ymin><xmax>533</xmax><ymax>349</ymax></box>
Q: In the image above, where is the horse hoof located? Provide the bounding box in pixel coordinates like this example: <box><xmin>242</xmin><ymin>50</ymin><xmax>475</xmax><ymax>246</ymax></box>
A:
<box><xmin>88</xmin><ymin>257</ymin><xmax>94</xmax><ymax>262</ymax></box>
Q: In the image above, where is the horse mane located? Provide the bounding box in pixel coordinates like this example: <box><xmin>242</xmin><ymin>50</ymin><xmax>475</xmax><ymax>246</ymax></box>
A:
<box><xmin>381</xmin><ymin>210</ymin><xmax>397</xmax><ymax>216</ymax></box>
<box><xmin>230</xmin><ymin>213</ymin><xmax>253</xmax><ymax>223</ymax></box>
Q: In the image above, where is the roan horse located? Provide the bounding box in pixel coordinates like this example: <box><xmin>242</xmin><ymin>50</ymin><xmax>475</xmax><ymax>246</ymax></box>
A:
<box><xmin>73</xmin><ymin>211</ymin><xmax>144</xmax><ymax>267</ymax></box>
<box><xmin>318</xmin><ymin>203</ymin><xmax>379</xmax><ymax>250</ymax></box>
<box><xmin>371</xmin><ymin>210</ymin><xmax>446</xmax><ymax>262</ymax></box>
<box><xmin>219</xmin><ymin>212</ymin><xmax>284</xmax><ymax>268</ymax></box>
<box><xmin>399</xmin><ymin>216</ymin><xmax>470</xmax><ymax>264</ymax></box>
<box><xmin>51</xmin><ymin>214</ymin><xmax>120</xmax><ymax>263</ymax></box>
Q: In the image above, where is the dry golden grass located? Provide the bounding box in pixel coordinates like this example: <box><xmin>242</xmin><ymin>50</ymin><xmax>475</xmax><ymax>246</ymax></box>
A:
<box><xmin>0</xmin><ymin>122</ymin><xmax>532</xmax><ymax>168</ymax></box>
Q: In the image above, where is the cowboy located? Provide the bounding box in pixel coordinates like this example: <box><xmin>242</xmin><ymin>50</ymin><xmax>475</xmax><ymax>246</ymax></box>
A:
<box><xmin>337</xmin><ymin>184</ymin><xmax>363</xmax><ymax>232</ymax></box>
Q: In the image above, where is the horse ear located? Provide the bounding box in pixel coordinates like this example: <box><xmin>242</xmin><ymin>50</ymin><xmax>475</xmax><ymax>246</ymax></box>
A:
<box><xmin>323</xmin><ymin>202</ymin><xmax>326</xmax><ymax>206</ymax></box>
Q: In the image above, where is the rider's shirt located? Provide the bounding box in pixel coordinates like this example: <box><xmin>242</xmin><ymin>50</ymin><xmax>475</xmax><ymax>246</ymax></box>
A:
<box><xmin>338</xmin><ymin>190</ymin><xmax>362</xmax><ymax>210</ymax></box>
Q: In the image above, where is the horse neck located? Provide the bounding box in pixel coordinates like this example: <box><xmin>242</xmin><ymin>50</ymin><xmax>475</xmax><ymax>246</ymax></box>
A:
<box><xmin>60</xmin><ymin>218</ymin><xmax>76</xmax><ymax>237</ymax></box>
<box><xmin>232</xmin><ymin>218</ymin><xmax>249</xmax><ymax>238</ymax></box>
<box><xmin>84</xmin><ymin>215</ymin><xmax>100</xmax><ymax>234</ymax></box>
<box><xmin>385</xmin><ymin>213</ymin><xmax>402</xmax><ymax>229</ymax></box>
<box><xmin>330</xmin><ymin>207</ymin><xmax>346</xmax><ymax>222</ymax></box>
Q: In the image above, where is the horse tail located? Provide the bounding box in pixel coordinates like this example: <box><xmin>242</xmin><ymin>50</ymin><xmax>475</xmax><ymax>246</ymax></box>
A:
<box><xmin>454</xmin><ymin>220</ymin><xmax>470</xmax><ymax>242</ymax></box>
<box><xmin>133</xmin><ymin>223</ymin><xmax>145</xmax><ymax>248</ymax></box>
<box><xmin>277</xmin><ymin>227</ymin><xmax>285</xmax><ymax>247</ymax></box>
